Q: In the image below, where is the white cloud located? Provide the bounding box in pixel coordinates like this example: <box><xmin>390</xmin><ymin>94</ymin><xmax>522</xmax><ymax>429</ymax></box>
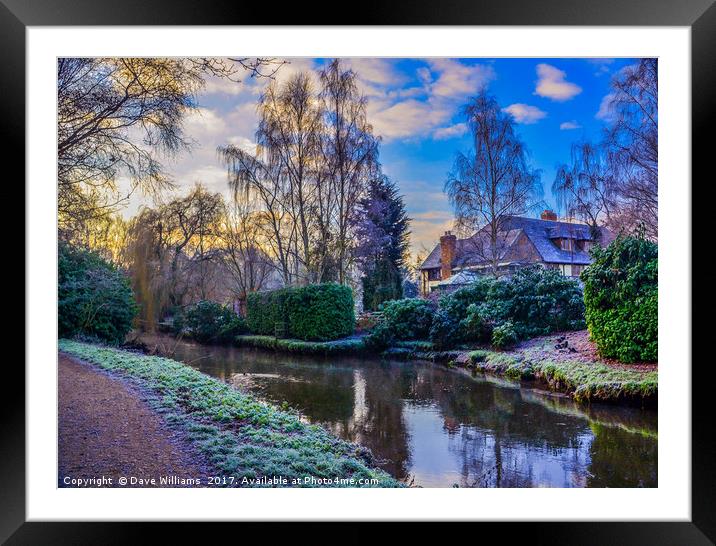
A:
<box><xmin>559</xmin><ymin>120</ymin><xmax>582</xmax><ymax>130</ymax></box>
<box><xmin>433</xmin><ymin>122</ymin><xmax>468</xmax><ymax>140</ymax></box>
<box><xmin>225</xmin><ymin>102</ymin><xmax>260</xmax><ymax>138</ymax></box>
<box><xmin>534</xmin><ymin>63</ymin><xmax>582</xmax><ymax>101</ymax></box>
<box><xmin>427</xmin><ymin>59</ymin><xmax>495</xmax><ymax>99</ymax></box>
<box><xmin>344</xmin><ymin>58</ymin><xmax>405</xmax><ymax>87</ymax></box>
<box><xmin>368</xmin><ymin>99</ymin><xmax>452</xmax><ymax>140</ymax></box>
<box><xmin>367</xmin><ymin>59</ymin><xmax>494</xmax><ymax>141</ymax></box>
<box><xmin>595</xmin><ymin>93</ymin><xmax>617</xmax><ymax>121</ymax></box>
<box><xmin>262</xmin><ymin>58</ymin><xmax>317</xmax><ymax>87</ymax></box>
<box><xmin>202</xmin><ymin>75</ymin><xmax>254</xmax><ymax>97</ymax></box>
<box><xmin>182</xmin><ymin>108</ymin><xmax>227</xmax><ymax>141</ymax></box>
<box><xmin>227</xmin><ymin>135</ymin><xmax>257</xmax><ymax>154</ymax></box>
<box><xmin>503</xmin><ymin>103</ymin><xmax>547</xmax><ymax>124</ymax></box>
<box><xmin>417</xmin><ymin>67</ymin><xmax>432</xmax><ymax>85</ymax></box>
<box><xmin>586</xmin><ymin>58</ymin><xmax>615</xmax><ymax>77</ymax></box>
<box><xmin>387</xmin><ymin>86</ymin><xmax>424</xmax><ymax>100</ymax></box>
<box><xmin>181</xmin><ymin>164</ymin><xmax>232</xmax><ymax>193</ymax></box>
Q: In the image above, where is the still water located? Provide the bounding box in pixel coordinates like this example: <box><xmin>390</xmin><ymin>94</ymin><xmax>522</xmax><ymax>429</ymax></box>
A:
<box><xmin>148</xmin><ymin>335</ymin><xmax>657</xmax><ymax>488</ymax></box>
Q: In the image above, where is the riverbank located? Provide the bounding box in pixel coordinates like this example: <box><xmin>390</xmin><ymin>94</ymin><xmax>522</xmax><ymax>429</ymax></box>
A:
<box><xmin>134</xmin><ymin>329</ymin><xmax>657</xmax><ymax>406</ymax></box>
<box><xmin>383</xmin><ymin>332</ymin><xmax>657</xmax><ymax>406</ymax></box>
<box><xmin>131</xmin><ymin>332</ymin><xmax>658</xmax><ymax>487</ymax></box>
<box><xmin>59</xmin><ymin>340</ymin><xmax>403</xmax><ymax>488</ymax></box>
<box><xmin>178</xmin><ymin>329</ymin><xmax>657</xmax><ymax>406</ymax></box>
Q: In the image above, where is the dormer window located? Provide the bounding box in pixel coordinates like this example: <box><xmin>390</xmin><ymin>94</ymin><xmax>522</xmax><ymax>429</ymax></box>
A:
<box><xmin>553</xmin><ymin>237</ymin><xmax>574</xmax><ymax>251</ymax></box>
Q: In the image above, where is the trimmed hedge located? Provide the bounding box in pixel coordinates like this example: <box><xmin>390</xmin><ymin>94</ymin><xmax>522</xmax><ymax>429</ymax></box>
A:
<box><xmin>245</xmin><ymin>288</ymin><xmax>289</xmax><ymax>336</ymax></box>
<box><xmin>581</xmin><ymin>236</ymin><xmax>658</xmax><ymax>363</ymax></box>
<box><xmin>246</xmin><ymin>283</ymin><xmax>355</xmax><ymax>342</ymax></box>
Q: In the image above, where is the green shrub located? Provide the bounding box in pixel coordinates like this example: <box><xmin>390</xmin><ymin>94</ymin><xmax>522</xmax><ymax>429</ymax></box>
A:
<box><xmin>428</xmin><ymin>310</ymin><xmax>461</xmax><ymax>350</ymax></box>
<box><xmin>581</xmin><ymin>236</ymin><xmax>658</xmax><ymax>362</ymax></box>
<box><xmin>379</xmin><ymin>298</ymin><xmax>435</xmax><ymax>340</ymax></box>
<box><xmin>440</xmin><ymin>278</ymin><xmax>494</xmax><ymax>321</ymax></box>
<box><xmin>364</xmin><ymin>321</ymin><xmax>395</xmax><ymax>351</ymax></box>
<box><xmin>460</xmin><ymin>303</ymin><xmax>493</xmax><ymax>342</ymax></box>
<box><xmin>246</xmin><ymin>284</ymin><xmax>355</xmax><ymax>342</ymax></box>
<box><xmin>171</xmin><ymin>310</ymin><xmax>185</xmax><ymax>335</ymax></box>
<box><xmin>429</xmin><ymin>266</ymin><xmax>585</xmax><ymax>349</ymax></box>
<box><xmin>491</xmin><ymin>321</ymin><xmax>519</xmax><ymax>349</ymax></box>
<box><xmin>507</xmin><ymin>267</ymin><xmax>586</xmax><ymax>337</ymax></box>
<box><xmin>58</xmin><ymin>242</ymin><xmax>137</xmax><ymax>343</ymax></box>
<box><xmin>183</xmin><ymin>300</ymin><xmax>247</xmax><ymax>344</ymax></box>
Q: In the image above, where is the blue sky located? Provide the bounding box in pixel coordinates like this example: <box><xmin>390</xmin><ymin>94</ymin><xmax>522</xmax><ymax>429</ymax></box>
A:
<box><xmin>123</xmin><ymin>57</ymin><xmax>638</xmax><ymax>257</ymax></box>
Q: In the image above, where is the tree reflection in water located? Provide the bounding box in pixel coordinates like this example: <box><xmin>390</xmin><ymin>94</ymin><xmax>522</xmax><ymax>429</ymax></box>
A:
<box><xmin>147</xmin><ymin>334</ymin><xmax>657</xmax><ymax>488</ymax></box>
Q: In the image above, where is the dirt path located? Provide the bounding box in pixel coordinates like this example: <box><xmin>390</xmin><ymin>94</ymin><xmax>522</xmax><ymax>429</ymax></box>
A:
<box><xmin>58</xmin><ymin>353</ymin><xmax>208</xmax><ymax>487</ymax></box>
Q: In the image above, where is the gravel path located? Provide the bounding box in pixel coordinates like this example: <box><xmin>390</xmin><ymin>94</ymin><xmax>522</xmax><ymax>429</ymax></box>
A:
<box><xmin>58</xmin><ymin>353</ymin><xmax>209</xmax><ymax>487</ymax></box>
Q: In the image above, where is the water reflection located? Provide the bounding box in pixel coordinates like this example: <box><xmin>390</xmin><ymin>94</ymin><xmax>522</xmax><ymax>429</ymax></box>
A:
<box><xmin>144</xmin><ymin>335</ymin><xmax>657</xmax><ymax>488</ymax></box>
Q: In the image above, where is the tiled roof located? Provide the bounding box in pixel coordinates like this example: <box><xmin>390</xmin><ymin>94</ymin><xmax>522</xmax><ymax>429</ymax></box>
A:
<box><xmin>452</xmin><ymin>228</ymin><xmax>524</xmax><ymax>268</ymax></box>
<box><xmin>419</xmin><ymin>215</ymin><xmax>613</xmax><ymax>270</ymax></box>
<box><xmin>547</xmin><ymin>223</ymin><xmax>592</xmax><ymax>239</ymax></box>
<box><xmin>420</xmin><ymin>243</ymin><xmax>442</xmax><ymax>269</ymax></box>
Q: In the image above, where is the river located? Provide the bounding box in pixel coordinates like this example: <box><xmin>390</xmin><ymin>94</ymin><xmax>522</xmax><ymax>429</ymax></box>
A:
<box><xmin>143</xmin><ymin>334</ymin><xmax>657</xmax><ymax>488</ymax></box>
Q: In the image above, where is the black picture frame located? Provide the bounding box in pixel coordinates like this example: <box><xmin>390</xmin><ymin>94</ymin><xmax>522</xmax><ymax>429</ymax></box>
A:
<box><xmin>4</xmin><ymin>0</ymin><xmax>712</xmax><ymax>542</ymax></box>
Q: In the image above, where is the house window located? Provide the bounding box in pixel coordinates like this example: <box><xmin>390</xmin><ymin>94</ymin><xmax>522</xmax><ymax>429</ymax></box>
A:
<box><xmin>561</xmin><ymin>238</ymin><xmax>573</xmax><ymax>251</ymax></box>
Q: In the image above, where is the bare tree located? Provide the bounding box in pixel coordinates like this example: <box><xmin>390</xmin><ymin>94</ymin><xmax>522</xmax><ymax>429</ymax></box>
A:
<box><xmin>57</xmin><ymin>57</ymin><xmax>283</xmax><ymax>241</ymax></box>
<box><xmin>160</xmin><ymin>184</ymin><xmax>224</xmax><ymax>305</ymax></box>
<box><xmin>445</xmin><ymin>92</ymin><xmax>541</xmax><ymax>276</ymax></box>
<box><xmin>221</xmin><ymin>200</ymin><xmax>275</xmax><ymax>309</ymax></box>
<box><xmin>122</xmin><ymin>184</ymin><xmax>226</xmax><ymax>327</ymax></box>
<box><xmin>603</xmin><ymin>59</ymin><xmax>658</xmax><ymax>240</ymax></box>
<box><xmin>219</xmin><ymin>61</ymin><xmax>380</xmax><ymax>287</ymax></box>
<box><xmin>552</xmin><ymin>141</ymin><xmax>615</xmax><ymax>239</ymax></box>
<box><xmin>257</xmin><ymin>73</ymin><xmax>324</xmax><ymax>283</ymax></box>
<box><xmin>319</xmin><ymin>59</ymin><xmax>379</xmax><ymax>284</ymax></box>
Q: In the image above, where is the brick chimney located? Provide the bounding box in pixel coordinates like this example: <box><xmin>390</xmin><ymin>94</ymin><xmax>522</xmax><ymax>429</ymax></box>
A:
<box><xmin>440</xmin><ymin>231</ymin><xmax>457</xmax><ymax>280</ymax></box>
<box><xmin>540</xmin><ymin>209</ymin><xmax>558</xmax><ymax>221</ymax></box>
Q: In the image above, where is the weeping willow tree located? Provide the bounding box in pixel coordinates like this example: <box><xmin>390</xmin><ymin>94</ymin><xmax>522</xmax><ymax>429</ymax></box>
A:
<box><xmin>122</xmin><ymin>185</ymin><xmax>225</xmax><ymax>330</ymax></box>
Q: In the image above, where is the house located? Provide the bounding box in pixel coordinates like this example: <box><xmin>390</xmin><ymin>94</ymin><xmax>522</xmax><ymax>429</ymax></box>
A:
<box><xmin>419</xmin><ymin>210</ymin><xmax>613</xmax><ymax>296</ymax></box>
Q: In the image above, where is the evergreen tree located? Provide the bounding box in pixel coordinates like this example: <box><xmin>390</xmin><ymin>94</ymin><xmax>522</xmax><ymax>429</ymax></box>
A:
<box><xmin>356</xmin><ymin>176</ymin><xmax>411</xmax><ymax>311</ymax></box>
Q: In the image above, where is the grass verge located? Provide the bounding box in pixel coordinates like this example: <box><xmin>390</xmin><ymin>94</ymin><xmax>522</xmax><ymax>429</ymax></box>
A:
<box><xmin>59</xmin><ymin>340</ymin><xmax>402</xmax><ymax>487</ymax></box>
<box><xmin>234</xmin><ymin>335</ymin><xmax>366</xmax><ymax>355</ymax></box>
<box><xmin>466</xmin><ymin>350</ymin><xmax>657</xmax><ymax>404</ymax></box>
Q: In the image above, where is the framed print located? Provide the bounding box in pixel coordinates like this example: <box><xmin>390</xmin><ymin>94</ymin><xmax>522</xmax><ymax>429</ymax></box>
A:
<box><xmin>5</xmin><ymin>0</ymin><xmax>714</xmax><ymax>542</ymax></box>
